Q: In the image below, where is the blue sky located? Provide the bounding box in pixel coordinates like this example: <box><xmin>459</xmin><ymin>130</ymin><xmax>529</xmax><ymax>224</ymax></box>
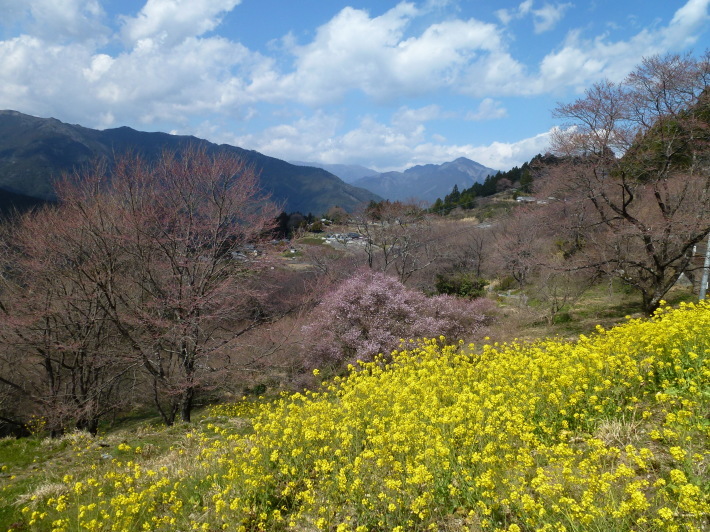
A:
<box><xmin>1</xmin><ymin>0</ymin><xmax>709</xmax><ymax>172</ymax></box>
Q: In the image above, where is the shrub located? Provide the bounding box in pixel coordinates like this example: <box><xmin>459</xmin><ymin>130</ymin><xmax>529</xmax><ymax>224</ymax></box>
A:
<box><xmin>497</xmin><ymin>275</ymin><xmax>518</xmax><ymax>291</ymax></box>
<box><xmin>435</xmin><ymin>272</ymin><xmax>488</xmax><ymax>299</ymax></box>
<box><xmin>304</xmin><ymin>270</ymin><xmax>492</xmax><ymax>368</ymax></box>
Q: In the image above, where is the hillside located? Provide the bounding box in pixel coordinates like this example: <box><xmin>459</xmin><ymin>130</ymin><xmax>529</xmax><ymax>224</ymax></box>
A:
<box><xmin>2</xmin><ymin>301</ymin><xmax>708</xmax><ymax>531</ymax></box>
<box><xmin>290</xmin><ymin>161</ymin><xmax>378</xmax><ymax>184</ymax></box>
<box><xmin>0</xmin><ymin>110</ymin><xmax>381</xmax><ymax>214</ymax></box>
<box><xmin>0</xmin><ymin>188</ymin><xmax>50</xmax><ymax>217</ymax></box>
<box><xmin>353</xmin><ymin>157</ymin><xmax>497</xmax><ymax>204</ymax></box>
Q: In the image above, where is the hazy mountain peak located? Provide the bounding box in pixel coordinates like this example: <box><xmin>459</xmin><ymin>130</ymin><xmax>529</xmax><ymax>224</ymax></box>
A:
<box><xmin>290</xmin><ymin>161</ymin><xmax>378</xmax><ymax>184</ymax></box>
<box><xmin>352</xmin><ymin>158</ymin><xmax>497</xmax><ymax>204</ymax></box>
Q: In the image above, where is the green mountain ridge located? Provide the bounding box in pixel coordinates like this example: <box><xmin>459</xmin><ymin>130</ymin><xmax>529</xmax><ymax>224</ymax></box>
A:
<box><xmin>0</xmin><ymin>110</ymin><xmax>381</xmax><ymax>214</ymax></box>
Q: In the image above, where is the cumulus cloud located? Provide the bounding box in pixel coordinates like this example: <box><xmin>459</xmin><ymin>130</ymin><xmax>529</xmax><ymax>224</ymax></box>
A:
<box><xmin>4</xmin><ymin>1</ymin><xmax>706</xmax><ymax>123</ymax></box>
<box><xmin>495</xmin><ymin>0</ymin><xmax>533</xmax><ymax>25</ymax></box>
<box><xmin>531</xmin><ymin>3</ymin><xmax>572</xmax><ymax>34</ymax></box>
<box><xmin>466</xmin><ymin>130</ymin><xmax>552</xmax><ymax>169</ymax></box>
<box><xmin>0</xmin><ymin>35</ymin><xmax>97</xmax><ymax>119</ymax></box>
<box><xmin>90</xmin><ymin>37</ymin><xmax>260</xmax><ymax>119</ymax></box>
<box><xmin>274</xmin><ymin>3</ymin><xmax>418</xmax><ymax>103</ymax></box>
<box><xmin>228</xmin><ymin>111</ymin><xmax>436</xmax><ymax>170</ymax></box>
<box><xmin>466</xmin><ymin>98</ymin><xmax>507</xmax><ymax>121</ymax></box>
<box><xmin>496</xmin><ymin>1</ymin><xmax>570</xmax><ymax>33</ymax></box>
<box><xmin>0</xmin><ymin>0</ymin><xmax>708</xmax><ymax>174</ymax></box>
<box><xmin>0</xmin><ymin>28</ymin><xmax>267</xmax><ymax>129</ymax></box>
<box><xmin>120</xmin><ymin>0</ymin><xmax>242</xmax><ymax>48</ymax></box>
<box><xmin>3</xmin><ymin>0</ymin><xmax>109</xmax><ymax>43</ymax></box>
<box><xmin>225</xmin><ymin>111</ymin><xmax>345</xmax><ymax>164</ymax></box>
<box><xmin>0</xmin><ymin>0</ymin><xmax>275</xmax><ymax>130</ymax></box>
<box><xmin>392</xmin><ymin>105</ymin><xmax>442</xmax><ymax>127</ymax></box>
<box><xmin>227</xmin><ymin>109</ymin><xmax>551</xmax><ymax>172</ymax></box>
<box><xmin>533</xmin><ymin>0</ymin><xmax>710</xmax><ymax>93</ymax></box>
<box><xmin>276</xmin><ymin>4</ymin><xmax>514</xmax><ymax>104</ymax></box>
<box><xmin>662</xmin><ymin>0</ymin><xmax>710</xmax><ymax>48</ymax></box>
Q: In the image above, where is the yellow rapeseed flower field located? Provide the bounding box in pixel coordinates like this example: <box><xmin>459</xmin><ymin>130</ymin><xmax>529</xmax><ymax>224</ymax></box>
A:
<box><xmin>13</xmin><ymin>301</ymin><xmax>710</xmax><ymax>531</ymax></box>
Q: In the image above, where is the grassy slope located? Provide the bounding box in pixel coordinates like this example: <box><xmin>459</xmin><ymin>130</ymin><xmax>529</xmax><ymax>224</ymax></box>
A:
<box><xmin>1</xmin><ymin>299</ymin><xmax>708</xmax><ymax>531</ymax></box>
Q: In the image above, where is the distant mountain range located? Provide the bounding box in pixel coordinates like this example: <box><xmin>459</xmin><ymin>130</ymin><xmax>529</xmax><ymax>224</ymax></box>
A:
<box><xmin>0</xmin><ymin>110</ymin><xmax>380</xmax><ymax>215</ymax></box>
<box><xmin>289</xmin><ymin>161</ymin><xmax>378</xmax><ymax>184</ymax></box>
<box><xmin>293</xmin><ymin>158</ymin><xmax>497</xmax><ymax>204</ymax></box>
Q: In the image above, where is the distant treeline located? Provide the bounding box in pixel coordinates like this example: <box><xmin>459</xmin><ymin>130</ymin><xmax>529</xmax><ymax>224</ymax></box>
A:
<box><xmin>430</xmin><ymin>153</ymin><xmax>558</xmax><ymax>214</ymax></box>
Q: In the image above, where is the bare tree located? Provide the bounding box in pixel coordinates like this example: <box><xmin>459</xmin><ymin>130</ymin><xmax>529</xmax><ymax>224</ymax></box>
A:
<box><xmin>92</xmin><ymin>147</ymin><xmax>281</xmax><ymax>424</ymax></box>
<box><xmin>0</xmin><ymin>147</ymin><xmax>281</xmax><ymax>428</ymax></box>
<box><xmin>492</xmin><ymin>211</ymin><xmax>543</xmax><ymax>290</ymax></box>
<box><xmin>531</xmin><ymin>255</ymin><xmax>599</xmax><ymax>325</ymax></box>
<box><xmin>0</xmin><ymin>200</ymin><xmax>135</xmax><ymax>435</ymax></box>
<box><xmin>436</xmin><ymin>221</ymin><xmax>492</xmax><ymax>279</ymax></box>
<box><xmin>354</xmin><ymin>201</ymin><xmax>437</xmax><ymax>284</ymax></box>
<box><xmin>549</xmin><ymin>52</ymin><xmax>710</xmax><ymax>312</ymax></box>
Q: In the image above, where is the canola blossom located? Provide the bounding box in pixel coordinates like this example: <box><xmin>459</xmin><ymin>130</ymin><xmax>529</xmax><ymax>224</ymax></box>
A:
<box><xmin>14</xmin><ymin>301</ymin><xmax>710</xmax><ymax>531</ymax></box>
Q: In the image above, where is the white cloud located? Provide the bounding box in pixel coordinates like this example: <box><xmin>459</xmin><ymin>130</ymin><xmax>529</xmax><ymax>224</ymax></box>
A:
<box><xmin>392</xmin><ymin>105</ymin><xmax>442</xmax><ymax>127</ymax></box>
<box><xmin>0</xmin><ymin>27</ymin><xmax>270</xmax><ymax>130</ymax></box>
<box><xmin>277</xmin><ymin>4</ymin><xmax>512</xmax><ymax>104</ymax></box>
<box><xmin>662</xmin><ymin>0</ymin><xmax>710</xmax><ymax>48</ymax></box>
<box><xmin>6</xmin><ymin>0</ymin><xmax>109</xmax><ymax>43</ymax></box>
<box><xmin>276</xmin><ymin>3</ymin><xmax>419</xmax><ymax>104</ymax></box>
<box><xmin>227</xmin><ymin>109</ymin><xmax>550</xmax><ymax>172</ymax></box>
<box><xmin>0</xmin><ymin>1</ymin><xmax>527</xmax><ymax>122</ymax></box>
<box><xmin>531</xmin><ymin>3</ymin><xmax>572</xmax><ymax>34</ymax></box>
<box><xmin>0</xmin><ymin>36</ymin><xmax>96</xmax><ymax>118</ymax></box>
<box><xmin>226</xmin><ymin>111</ymin><xmax>344</xmax><ymax>163</ymax></box>
<box><xmin>496</xmin><ymin>0</ymin><xmax>571</xmax><ymax>34</ymax></box>
<box><xmin>496</xmin><ymin>0</ymin><xmax>532</xmax><ymax>25</ymax></box>
<box><xmin>5</xmin><ymin>0</ymin><xmax>702</xmax><ymax>131</ymax></box>
<box><xmin>83</xmin><ymin>53</ymin><xmax>113</xmax><ymax>83</ymax></box>
<box><xmin>0</xmin><ymin>0</ymin><xmax>262</xmax><ymax>128</ymax></box>
<box><xmin>466</xmin><ymin>98</ymin><xmax>507</xmax><ymax>121</ymax></box>
<box><xmin>0</xmin><ymin>0</ymin><xmax>708</xmax><ymax>176</ymax></box>
<box><xmin>458</xmin><ymin>51</ymin><xmax>531</xmax><ymax>97</ymax></box>
<box><xmin>120</xmin><ymin>0</ymin><xmax>242</xmax><ymax>48</ymax></box>
<box><xmin>228</xmin><ymin>111</ymin><xmax>435</xmax><ymax>170</ymax></box>
<box><xmin>520</xmin><ymin>0</ymin><xmax>535</xmax><ymax>14</ymax></box>
<box><xmin>535</xmin><ymin>0</ymin><xmax>710</xmax><ymax>92</ymax></box>
<box><xmin>495</xmin><ymin>9</ymin><xmax>512</xmax><ymax>26</ymax></box>
<box><xmin>391</xmin><ymin>18</ymin><xmax>504</xmax><ymax>85</ymax></box>
<box><xmin>466</xmin><ymin>130</ymin><xmax>552</xmax><ymax>169</ymax></box>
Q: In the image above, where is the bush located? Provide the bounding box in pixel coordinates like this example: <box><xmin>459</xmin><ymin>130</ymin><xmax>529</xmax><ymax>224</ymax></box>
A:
<box><xmin>553</xmin><ymin>311</ymin><xmax>573</xmax><ymax>324</ymax></box>
<box><xmin>304</xmin><ymin>270</ymin><xmax>493</xmax><ymax>368</ymax></box>
<box><xmin>497</xmin><ymin>275</ymin><xmax>518</xmax><ymax>291</ymax></box>
<box><xmin>435</xmin><ymin>272</ymin><xmax>488</xmax><ymax>299</ymax></box>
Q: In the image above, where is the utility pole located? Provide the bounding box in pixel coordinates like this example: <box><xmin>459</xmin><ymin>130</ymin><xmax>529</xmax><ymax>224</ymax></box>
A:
<box><xmin>700</xmin><ymin>233</ymin><xmax>710</xmax><ymax>301</ymax></box>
